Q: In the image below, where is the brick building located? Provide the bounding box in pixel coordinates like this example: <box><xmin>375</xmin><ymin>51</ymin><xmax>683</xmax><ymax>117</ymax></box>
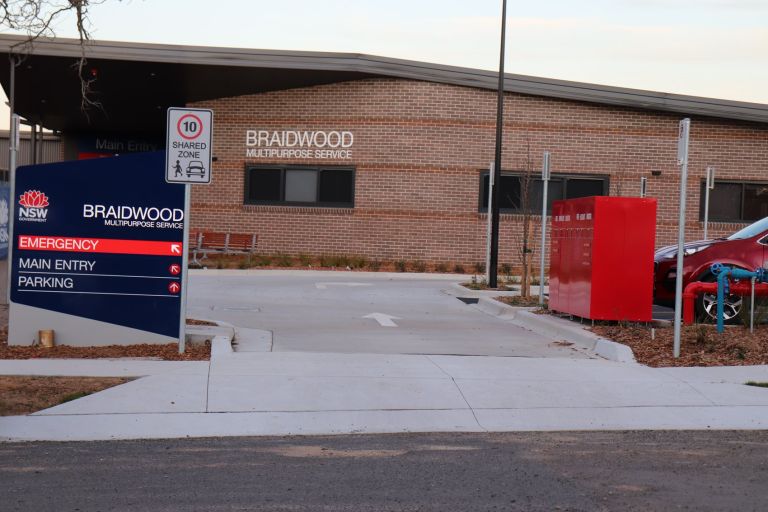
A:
<box><xmin>2</xmin><ymin>36</ymin><xmax>767</xmax><ymax>267</ymax></box>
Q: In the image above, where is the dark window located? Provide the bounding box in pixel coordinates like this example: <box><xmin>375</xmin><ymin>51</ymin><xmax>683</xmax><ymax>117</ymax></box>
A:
<box><xmin>480</xmin><ymin>172</ymin><xmax>608</xmax><ymax>213</ymax></box>
<box><xmin>319</xmin><ymin>169</ymin><xmax>354</xmax><ymax>204</ymax></box>
<box><xmin>245</xmin><ymin>166</ymin><xmax>355</xmax><ymax>207</ymax></box>
<box><xmin>701</xmin><ymin>181</ymin><xmax>768</xmax><ymax>222</ymax></box>
<box><xmin>247</xmin><ymin>168</ymin><xmax>281</xmax><ymax>202</ymax></box>
<box><xmin>566</xmin><ymin>178</ymin><xmax>605</xmax><ymax>199</ymax></box>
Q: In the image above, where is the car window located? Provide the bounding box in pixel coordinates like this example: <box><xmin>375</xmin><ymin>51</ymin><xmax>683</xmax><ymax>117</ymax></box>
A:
<box><xmin>727</xmin><ymin>216</ymin><xmax>768</xmax><ymax>240</ymax></box>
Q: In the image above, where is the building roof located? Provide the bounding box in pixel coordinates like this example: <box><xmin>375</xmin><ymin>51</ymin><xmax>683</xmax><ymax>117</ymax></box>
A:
<box><xmin>1</xmin><ymin>34</ymin><xmax>767</xmax><ymax>136</ymax></box>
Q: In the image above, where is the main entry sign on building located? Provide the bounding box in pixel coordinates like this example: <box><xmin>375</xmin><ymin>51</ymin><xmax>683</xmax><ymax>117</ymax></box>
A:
<box><xmin>166</xmin><ymin>108</ymin><xmax>213</xmax><ymax>184</ymax></box>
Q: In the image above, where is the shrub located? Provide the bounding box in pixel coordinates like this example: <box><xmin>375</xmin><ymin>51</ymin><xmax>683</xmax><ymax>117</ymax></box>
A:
<box><xmin>453</xmin><ymin>264</ymin><xmax>465</xmax><ymax>274</ymax></box>
<box><xmin>395</xmin><ymin>260</ymin><xmax>407</xmax><ymax>272</ymax></box>
<box><xmin>319</xmin><ymin>254</ymin><xmax>334</xmax><ymax>267</ymax></box>
<box><xmin>298</xmin><ymin>253</ymin><xmax>312</xmax><ymax>266</ymax></box>
<box><xmin>500</xmin><ymin>263</ymin><xmax>512</xmax><ymax>276</ymax></box>
<box><xmin>274</xmin><ymin>253</ymin><xmax>293</xmax><ymax>267</ymax></box>
<box><xmin>367</xmin><ymin>259</ymin><xmax>382</xmax><ymax>271</ymax></box>
<box><xmin>256</xmin><ymin>255</ymin><xmax>272</xmax><ymax>267</ymax></box>
<box><xmin>435</xmin><ymin>262</ymin><xmax>448</xmax><ymax>273</ymax></box>
<box><xmin>412</xmin><ymin>260</ymin><xmax>427</xmax><ymax>272</ymax></box>
<box><xmin>331</xmin><ymin>255</ymin><xmax>350</xmax><ymax>268</ymax></box>
<box><xmin>350</xmin><ymin>255</ymin><xmax>368</xmax><ymax>269</ymax></box>
<box><xmin>473</xmin><ymin>262</ymin><xmax>485</xmax><ymax>274</ymax></box>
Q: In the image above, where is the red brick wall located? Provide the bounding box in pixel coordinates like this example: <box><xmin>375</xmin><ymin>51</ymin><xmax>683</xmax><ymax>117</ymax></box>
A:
<box><xmin>189</xmin><ymin>78</ymin><xmax>768</xmax><ymax>266</ymax></box>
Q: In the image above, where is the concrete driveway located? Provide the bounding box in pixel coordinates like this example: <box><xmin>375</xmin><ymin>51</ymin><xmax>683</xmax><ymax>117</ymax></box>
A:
<box><xmin>186</xmin><ymin>270</ymin><xmax>588</xmax><ymax>358</ymax></box>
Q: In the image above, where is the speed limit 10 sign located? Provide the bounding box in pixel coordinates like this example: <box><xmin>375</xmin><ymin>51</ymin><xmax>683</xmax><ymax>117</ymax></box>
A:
<box><xmin>165</xmin><ymin>108</ymin><xmax>213</xmax><ymax>184</ymax></box>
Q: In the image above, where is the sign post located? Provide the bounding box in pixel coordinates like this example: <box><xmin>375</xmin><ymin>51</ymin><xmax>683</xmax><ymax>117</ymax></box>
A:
<box><xmin>673</xmin><ymin>118</ymin><xmax>691</xmax><ymax>359</ymax></box>
<box><xmin>485</xmin><ymin>162</ymin><xmax>494</xmax><ymax>283</ymax></box>
<box><xmin>165</xmin><ymin>108</ymin><xmax>213</xmax><ymax>353</ymax></box>
<box><xmin>4</xmin><ymin>114</ymin><xmax>19</xmax><ymax>305</ymax></box>
<box><xmin>703</xmin><ymin>166</ymin><xmax>715</xmax><ymax>240</ymax></box>
<box><xmin>539</xmin><ymin>152</ymin><xmax>551</xmax><ymax>306</ymax></box>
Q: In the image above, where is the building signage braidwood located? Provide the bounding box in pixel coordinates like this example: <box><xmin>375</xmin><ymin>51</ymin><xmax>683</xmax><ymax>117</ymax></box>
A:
<box><xmin>245</xmin><ymin>130</ymin><xmax>354</xmax><ymax>159</ymax></box>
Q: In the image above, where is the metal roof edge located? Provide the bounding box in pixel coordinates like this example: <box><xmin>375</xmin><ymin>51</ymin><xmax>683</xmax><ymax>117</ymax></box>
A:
<box><xmin>1</xmin><ymin>34</ymin><xmax>766</xmax><ymax>124</ymax></box>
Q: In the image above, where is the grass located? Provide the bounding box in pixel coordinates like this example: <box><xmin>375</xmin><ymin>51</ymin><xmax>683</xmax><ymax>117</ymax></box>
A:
<box><xmin>0</xmin><ymin>376</ymin><xmax>130</xmax><ymax>416</ymax></box>
<box><xmin>59</xmin><ymin>391</ymin><xmax>92</xmax><ymax>404</ymax></box>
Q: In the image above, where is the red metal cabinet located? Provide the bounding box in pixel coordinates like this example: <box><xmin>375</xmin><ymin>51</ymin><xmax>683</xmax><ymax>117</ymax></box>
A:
<box><xmin>549</xmin><ymin>196</ymin><xmax>657</xmax><ymax>321</ymax></box>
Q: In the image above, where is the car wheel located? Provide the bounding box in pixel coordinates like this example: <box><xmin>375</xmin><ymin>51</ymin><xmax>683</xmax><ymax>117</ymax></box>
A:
<box><xmin>696</xmin><ymin>274</ymin><xmax>742</xmax><ymax>324</ymax></box>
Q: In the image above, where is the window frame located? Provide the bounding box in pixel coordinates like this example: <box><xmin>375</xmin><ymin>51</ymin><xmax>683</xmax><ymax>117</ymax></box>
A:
<box><xmin>699</xmin><ymin>180</ymin><xmax>768</xmax><ymax>223</ymax></box>
<box><xmin>478</xmin><ymin>170</ymin><xmax>610</xmax><ymax>214</ymax></box>
<box><xmin>244</xmin><ymin>164</ymin><xmax>356</xmax><ymax>208</ymax></box>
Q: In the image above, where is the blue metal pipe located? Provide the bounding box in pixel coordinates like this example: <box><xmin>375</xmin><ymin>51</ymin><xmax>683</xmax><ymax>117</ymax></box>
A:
<box><xmin>710</xmin><ymin>264</ymin><xmax>766</xmax><ymax>332</ymax></box>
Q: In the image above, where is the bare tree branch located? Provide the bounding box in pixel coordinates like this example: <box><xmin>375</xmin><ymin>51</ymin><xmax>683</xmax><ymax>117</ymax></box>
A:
<box><xmin>2</xmin><ymin>0</ymin><xmax>107</xmax><ymax>118</ymax></box>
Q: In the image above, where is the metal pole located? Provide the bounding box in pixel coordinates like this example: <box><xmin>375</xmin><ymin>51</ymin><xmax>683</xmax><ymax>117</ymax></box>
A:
<box><xmin>703</xmin><ymin>166</ymin><xmax>715</xmax><ymax>240</ymax></box>
<box><xmin>37</xmin><ymin>124</ymin><xmax>44</xmax><ymax>163</ymax></box>
<box><xmin>539</xmin><ymin>152</ymin><xmax>550</xmax><ymax>306</ymax></box>
<box><xmin>178</xmin><ymin>183</ymin><xmax>191</xmax><ymax>353</ymax></box>
<box><xmin>640</xmin><ymin>176</ymin><xmax>647</xmax><ymax>198</ymax></box>
<box><xmin>750</xmin><ymin>276</ymin><xmax>755</xmax><ymax>334</ymax></box>
<box><xmin>7</xmin><ymin>57</ymin><xmax>15</xmax><ymax>176</ymax></box>
<box><xmin>30</xmin><ymin>123</ymin><xmax>37</xmax><ymax>165</ymax></box>
<box><xmin>485</xmin><ymin>162</ymin><xmax>494</xmax><ymax>283</ymax></box>
<box><xmin>6</xmin><ymin>56</ymin><xmax>18</xmax><ymax>305</ymax></box>
<box><xmin>673</xmin><ymin>118</ymin><xmax>691</xmax><ymax>358</ymax></box>
<box><xmin>489</xmin><ymin>0</ymin><xmax>507</xmax><ymax>289</ymax></box>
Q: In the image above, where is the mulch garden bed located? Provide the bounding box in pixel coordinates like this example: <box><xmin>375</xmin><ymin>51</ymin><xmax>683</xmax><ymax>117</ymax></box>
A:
<box><xmin>0</xmin><ymin>324</ymin><xmax>211</xmax><ymax>361</ymax></box>
<box><xmin>495</xmin><ymin>295</ymin><xmax>543</xmax><ymax>307</ymax></box>
<box><xmin>591</xmin><ymin>324</ymin><xmax>768</xmax><ymax>367</ymax></box>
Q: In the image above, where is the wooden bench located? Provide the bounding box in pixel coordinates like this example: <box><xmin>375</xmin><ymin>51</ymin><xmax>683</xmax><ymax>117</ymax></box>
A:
<box><xmin>191</xmin><ymin>231</ymin><xmax>258</xmax><ymax>267</ymax></box>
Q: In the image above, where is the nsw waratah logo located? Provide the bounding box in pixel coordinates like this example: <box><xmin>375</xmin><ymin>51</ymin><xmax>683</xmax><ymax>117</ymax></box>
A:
<box><xmin>18</xmin><ymin>190</ymin><xmax>50</xmax><ymax>222</ymax></box>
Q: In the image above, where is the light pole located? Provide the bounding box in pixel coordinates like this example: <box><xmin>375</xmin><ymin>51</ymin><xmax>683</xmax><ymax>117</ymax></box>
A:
<box><xmin>489</xmin><ymin>0</ymin><xmax>507</xmax><ymax>289</ymax></box>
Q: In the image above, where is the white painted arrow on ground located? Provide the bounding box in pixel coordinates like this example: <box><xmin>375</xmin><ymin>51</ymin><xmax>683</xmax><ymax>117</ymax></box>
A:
<box><xmin>315</xmin><ymin>282</ymin><xmax>372</xmax><ymax>290</ymax></box>
<box><xmin>363</xmin><ymin>312</ymin><xmax>401</xmax><ymax>327</ymax></box>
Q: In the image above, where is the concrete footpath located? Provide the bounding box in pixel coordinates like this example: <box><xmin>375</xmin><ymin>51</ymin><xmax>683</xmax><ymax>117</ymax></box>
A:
<box><xmin>3</xmin><ymin>351</ymin><xmax>768</xmax><ymax>441</ymax></box>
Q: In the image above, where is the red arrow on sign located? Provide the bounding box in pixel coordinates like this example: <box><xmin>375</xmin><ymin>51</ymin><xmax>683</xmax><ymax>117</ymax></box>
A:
<box><xmin>168</xmin><ymin>282</ymin><xmax>181</xmax><ymax>294</ymax></box>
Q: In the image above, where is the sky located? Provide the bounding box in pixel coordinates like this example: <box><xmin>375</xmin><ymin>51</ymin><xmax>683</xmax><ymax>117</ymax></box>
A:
<box><xmin>2</xmin><ymin>0</ymin><xmax>767</xmax><ymax>128</ymax></box>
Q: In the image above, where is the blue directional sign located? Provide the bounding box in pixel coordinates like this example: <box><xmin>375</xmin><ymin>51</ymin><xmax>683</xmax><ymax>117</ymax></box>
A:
<box><xmin>10</xmin><ymin>152</ymin><xmax>185</xmax><ymax>341</ymax></box>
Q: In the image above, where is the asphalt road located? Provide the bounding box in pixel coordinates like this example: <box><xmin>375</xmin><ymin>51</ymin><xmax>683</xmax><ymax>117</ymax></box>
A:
<box><xmin>2</xmin><ymin>431</ymin><xmax>767</xmax><ymax>511</ymax></box>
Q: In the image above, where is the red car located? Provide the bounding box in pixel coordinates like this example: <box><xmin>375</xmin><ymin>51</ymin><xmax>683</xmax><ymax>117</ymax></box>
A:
<box><xmin>654</xmin><ymin>217</ymin><xmax>768</xmax><ymax>322</ymax></box>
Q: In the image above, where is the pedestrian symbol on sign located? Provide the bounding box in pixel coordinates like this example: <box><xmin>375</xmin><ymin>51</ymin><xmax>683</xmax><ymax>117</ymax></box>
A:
<box><xmin>173</xmin><ymin>160</ymin><xmax>183</xmax><ymax>177</ymax></box>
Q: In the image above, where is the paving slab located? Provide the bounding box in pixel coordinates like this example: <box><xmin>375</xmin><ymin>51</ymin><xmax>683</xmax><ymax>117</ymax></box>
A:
<box><xmin>657</xmin><ymin>365</ymin><xmax>768</xmax><ymax>384</ymax></box>
<box><xmin>427</xmin><ymin>355</ymin><xmax>675</xmax><ymax>382</ymax></box>
<box><xmin>207</xmin><ymin>374</ymin><xmax>467</xmax><ymax>413</ymax></box>
<box><xmin>686</xmin><ymin>382</ymin><xmax>768</xmax><ymax>406</ymax></box>
<box><xmin>0</xmin><ymin>409</ymin><xmax>483</xmax><ymax>442</ymax></box>
<box><xmin>209</xmin><ymin>352</ymin><xmax>448</xmax><ymax>379</ymax></box>
<box><xmin>474</xmin><ymin>405</ymin><xmax>768</xmax><ymax>431</ymax></box>
<box><xmin>456</xmin><ymin>379</ymin><xmax>714</xmax><ymax>409</ymax></box>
